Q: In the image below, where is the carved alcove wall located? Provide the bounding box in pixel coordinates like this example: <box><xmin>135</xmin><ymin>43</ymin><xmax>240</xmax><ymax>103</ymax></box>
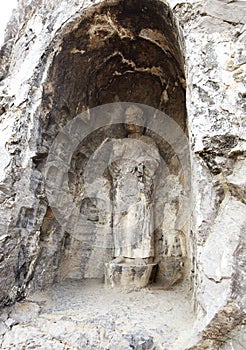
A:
<box><xmin>34</xmin><ymin>0</ymin><xmax>189</xmax><ymax>290</ymax></box>
<box><xmin>1</xmin><ymin>0</ymin><xmax>245</xmax><ymax>347</ymax></box>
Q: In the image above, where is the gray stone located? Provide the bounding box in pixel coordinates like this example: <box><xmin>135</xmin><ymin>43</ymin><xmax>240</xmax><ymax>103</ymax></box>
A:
<box><xmin>0</xmin><ymin>322</ymin><xmax>8</xmax><ymax>336</ymax></box>
<box><xmin>105</xmin><ymin>258</ymin><xmax>157</xmax><ymax>289</ymax></box>
<box><xmin>10</xmin><ymin>301</ymin><xmax>40</xmax><ymax>324</ymax></box>
<box><xmin>0</xmin><ymin>0</ymin><xmax>245</xmax><ymax>348</ymax></box>
<box><xmin>203</xmin><ymin>0</ymin><xmax>246</xmax><ymax>25</ymax></box>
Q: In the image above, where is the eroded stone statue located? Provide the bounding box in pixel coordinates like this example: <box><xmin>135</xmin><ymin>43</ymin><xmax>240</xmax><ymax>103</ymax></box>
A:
<box><xmin>105</xmin><ymin>105</ymin><xmax>161</xmax><ymax>288</ymax></box>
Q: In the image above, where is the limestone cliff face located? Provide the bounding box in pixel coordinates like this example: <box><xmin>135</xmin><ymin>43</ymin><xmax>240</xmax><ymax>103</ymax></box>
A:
<box><xmin>0</xmin><ymin>0</ymin><xmax>245</xmax><ymax>349</ymax></box>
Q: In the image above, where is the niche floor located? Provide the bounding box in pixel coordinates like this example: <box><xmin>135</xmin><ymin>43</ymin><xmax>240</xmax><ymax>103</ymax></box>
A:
<box><xmin>0</xmin><ymin>279</ymin><xmax>196</xmax><ymax>350</ymax></box>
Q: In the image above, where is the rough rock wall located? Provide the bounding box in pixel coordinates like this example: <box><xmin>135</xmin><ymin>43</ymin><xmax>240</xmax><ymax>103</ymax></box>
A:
<box><xmin>174</xmin><ymin>0</ymin><xmax>246</xmax><ymax>347</ymax></box>
<box><xmin>0</xmin><ymin>0</ymin><xmax>245</xmax><ymax>348</ymax></box>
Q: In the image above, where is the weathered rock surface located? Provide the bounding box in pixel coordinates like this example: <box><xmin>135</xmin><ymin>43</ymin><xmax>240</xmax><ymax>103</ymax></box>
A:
<box><xmin>0</xmin><ymin>279</ymin><xmax>195</xmax><ymax>350</ymax></box>
<box><xmin>0</xmin><ymin>0</ymin><xmax>245</xmax><ymax>349</ymax></box>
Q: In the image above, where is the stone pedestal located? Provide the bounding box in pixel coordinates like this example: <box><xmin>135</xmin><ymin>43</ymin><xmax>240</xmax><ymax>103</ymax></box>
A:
<box><xmin>104</xmin><ymin>258</ymin><xmax>157</xmax><ymax>289</ymax></box>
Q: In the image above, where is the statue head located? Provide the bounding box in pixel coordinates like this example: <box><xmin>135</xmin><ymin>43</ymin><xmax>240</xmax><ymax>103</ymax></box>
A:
<box><xmin>125</xmin><ymin>105</ymin><xmax>145</xmax><ymax>135</ymax></box>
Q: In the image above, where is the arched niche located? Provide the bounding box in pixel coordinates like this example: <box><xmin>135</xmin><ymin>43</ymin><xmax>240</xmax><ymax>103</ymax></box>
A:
<box><xmin>40</xmin><ymin>0</ymin><xmax>186</xmax><ymax>140</ymax></box>
<box><xmin>35</xmin><ymin>0</ymin><xmax>189</xmax><ymax>289</ymax></box>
